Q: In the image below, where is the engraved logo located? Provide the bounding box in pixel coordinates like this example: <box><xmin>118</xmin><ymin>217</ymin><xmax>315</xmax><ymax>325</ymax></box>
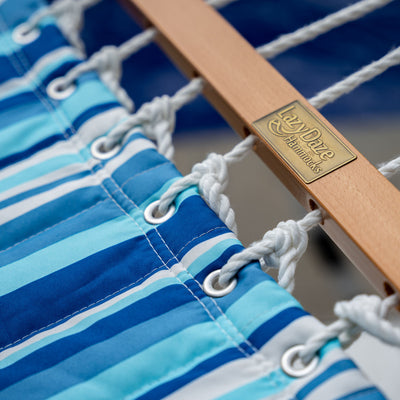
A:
<box><xmin>252</xmin><ymin>101</ymin><xmax>356</xmax><ymax>183</ymax></box>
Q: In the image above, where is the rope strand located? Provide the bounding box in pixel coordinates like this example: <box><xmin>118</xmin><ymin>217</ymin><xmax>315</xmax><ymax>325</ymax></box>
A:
<box><xmin>157</xmin><ymin>135</ymin><xmax>255</xmax><ymax>233</ymax></box>
<box><xmin>257</xmin><ymin>0</ymin><xmax>394</xmax><ymax>59</ymax></box>
<box><xmin>309</xmin><ymin>46</ymin><xmax>400</xmax><ymax>109</ymax></box>
<box><xmin>218</xmin><ymin>209</ymin><xmax>322</xmax><ymax>290</ymax></box>
<box><xmin>24</xmin><ymin>0</ymin><xmax>102</xmax><ymax>51</ymax></box>
<box><xmin>300</xmin><ymin>294</ymin><xmax>400</xmax><ymax>364</ymax></box>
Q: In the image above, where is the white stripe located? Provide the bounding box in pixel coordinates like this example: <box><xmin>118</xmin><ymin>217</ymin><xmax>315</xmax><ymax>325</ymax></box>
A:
<box><xmin>0</xmin><ymin>262</ymin><xmax>186</xmax><ymax>365</ymax></box>
<box><xmin>0</xmin><ymin>107</ymin><xmax>126</xmax><ymax>181</ymax></box>
<box><xmin>0</xmin><ymin>174</ymin><xmax>99</xmax><ymax>223</ymax></box>
<box><xmin>180</xmin><ymin>232</ymin><xmax>237</xmax><ymax>269</ymax></box>
<box><xmin>166</xmin><ymin>316</ymin><xmax>358</xmax><ymax>400</ymax></box>
<box><xmin>0</xmin><ymin>162</ymin><xmax>87</xmax><ymax>202</ymax></box>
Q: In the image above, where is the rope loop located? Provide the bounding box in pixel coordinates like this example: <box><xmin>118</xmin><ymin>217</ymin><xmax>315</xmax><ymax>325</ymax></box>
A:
<box><xmin>23</xmin><ymin>0</ymin><xmax>100</xmax><ymax>52</ymax></box>
<box><xmin>299</xmin><ymin>294</ymin><xmax>400</xmax><ymax>364</ymax></box>
<box><xmin>102</xmin><ymin>95</ymin><xmax>176</xmax><ymax>159</ymax></box>
<box><xmin>218</xmin><ymin>209</ymin><xmax>321</xmax><ymax>289</ymax></box>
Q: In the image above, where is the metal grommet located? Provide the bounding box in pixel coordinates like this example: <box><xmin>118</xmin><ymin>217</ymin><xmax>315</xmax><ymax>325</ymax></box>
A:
<box><xmin>47</xmin><ymin>77</ymin><xmax>76</xmax><ymax>100</ymax></box>
<box><xmin>12</xmin><ymin>23</ymin><xmax>40</xmax><ymax>44</ymax></box>
<box><xmin>90</xmin><ymin>136</ymin><xmax>121</xmax><ymax>160</ymax></box>
<box><xmin>202</xmin><ymin>269</ymin><xmax>237</xmax><ymax>298</ymax></box>
<box><xmin>144</xmin><ymin>200</ymin><xmax>175</xmax><ymax>225</ymax></box>
<box><xmin>281</xmin><ymin>345</ymin><xmax>319</xmax><ymax>378</ymax></box>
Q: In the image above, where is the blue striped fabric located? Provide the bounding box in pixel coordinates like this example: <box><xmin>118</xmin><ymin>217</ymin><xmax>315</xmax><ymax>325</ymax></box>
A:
<box><xmin>0</xmin><ymin>1</ymin><xmax>387</xmax><ymax>399</ymax></box>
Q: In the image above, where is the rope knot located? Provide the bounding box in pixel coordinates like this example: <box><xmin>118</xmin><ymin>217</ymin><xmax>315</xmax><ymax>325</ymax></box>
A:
<box><xmin>90</xmin><ymin>45</ymin><xmax>122</xmax><ymax>82</ymax></box>
<box><xmin>137</xmin><ymin>96</ymin><xmax>176</xmax><ymax>160</ymax></box>
<box><xmin>261</xmin><ymin>219</ymin><xmax>308</xmax><ymax>292</ymax></box>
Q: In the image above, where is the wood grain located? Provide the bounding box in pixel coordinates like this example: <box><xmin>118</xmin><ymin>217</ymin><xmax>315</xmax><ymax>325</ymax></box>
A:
<box><xmin>122</xmin><ymin>0</ymin><xmax>400</xmax><ymax>295</ymax></box>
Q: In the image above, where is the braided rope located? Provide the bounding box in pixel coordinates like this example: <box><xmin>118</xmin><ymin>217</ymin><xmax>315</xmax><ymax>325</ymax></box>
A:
<box><xmin>103</xmin><ymin>78</ymin><xmax>205</xmax><ymax>159</ymax></box>
<box><xmin>55</xmin><ymin>29</ymin><xmax>157</xmax><ymax>111</ymax></box>
<box><xmin>309</xmin><ymin>46</ymin><xmax>400</xmax><ymax>109</ymax></box>
<box><xmin>157</xmin><ymin>135</ymin><xmax>255</xmax><ymax>233</ymax></box>
<box><xmin>23</xmin><ymin>0</ymin><xmax>101</xmax><ymax>52</ymax></box>
<box><xmin>218</xmin><ymin>210</ymin><xmax>322</xmax><ymax>290</ymax></box>
<box><xmin>379</xmin><ymin>155</ymin><xmax>400</xmax><ymax>178</ymax></box>
<box><xmin>257</xmin><ymin>0</ymin><xmax>394</xmax><ymax>59</ymax></box>
<box><xmin>299</xmin><ymin>294</ymin><xmax>400</xmax><ymax>363</ymax></box>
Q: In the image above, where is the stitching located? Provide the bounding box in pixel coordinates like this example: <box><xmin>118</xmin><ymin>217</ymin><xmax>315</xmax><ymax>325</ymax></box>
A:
<box><xmin>0</xmin><ymin>198</ymin><xmax>108</xmax><ymax>254</ymax></box>
<box><xmin>0</xmin><ymin>14</ymin><xmax>272</xmax><ymax>365</ymax></box>
<box><xmin>116</xmin><ymin>161</ymin><xmax>171</xmax><ymax>191</ymax></box>
<box><xmin>162</xmin><ymin>226</ymin><xmax>228</xmax><ymax>265</ymax></box>
<box><xmin>0</xmin><ymin>262</ymin><xmax>165</xmax><ymax>352</ymax></box>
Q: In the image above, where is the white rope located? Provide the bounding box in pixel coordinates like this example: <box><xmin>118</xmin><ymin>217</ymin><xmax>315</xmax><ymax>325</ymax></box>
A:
<box><xmin>206</xmin><ymin>0</ymin><xmax>239</xmax><ymax>9</ymax></box>
<box><xmin>157</xmin><ymin>135</ymin><xmax>255</xmax><ymax>233</ymax></box>
<box><xmin>52</xmin><ymin>28</ymin><xmax>157</xmax><ymax>111</ymax></box>
<box><xmin>378</xmin><ymin>155</ymin><xmax>400</xmax><ymax>178</ymax></box>
<box><xmin>299</xmin><ymin>294</ymin><xmax>400</xmax><ymax>364</ymax></box>
<box><xmin>102</xmin><ymin>78</ymin><xmax>204</xmax><ymax>158</ymax></box>
<box><xmin>218</xmin><ymin>209</ymin><xmax>322</xmax><ymax>290</ymax></box>
<box><xmin>24</xmin><ymin>0</ymin><xmax>101</xmax><ymax>52</ymax></box>
<box><xmin>257</xmin><ymin>0</ymin><xmax>394</xmax><ymax>59</ymax></box>
<box><xmin>309</xmin><ymin>46</ymin><xmax>400</xmax><ymax>109</ymax></box>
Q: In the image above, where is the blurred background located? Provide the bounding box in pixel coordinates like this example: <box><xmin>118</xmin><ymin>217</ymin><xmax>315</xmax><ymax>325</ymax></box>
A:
<box><xmin>64</xmin><ymin>0</ymin><xmax>400</xmax><ymax>397</ymax></box>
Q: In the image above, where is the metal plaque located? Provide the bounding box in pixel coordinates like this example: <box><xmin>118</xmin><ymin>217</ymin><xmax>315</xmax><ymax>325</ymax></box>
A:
<box><xmin>252</xmin><ymin>101</ymin><xmax>357</xmax><ymax>183</ymax></box>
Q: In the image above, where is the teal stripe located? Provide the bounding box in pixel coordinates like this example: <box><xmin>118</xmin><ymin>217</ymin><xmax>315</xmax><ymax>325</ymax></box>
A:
<box><xmin>217</xmin><ymin>369</ymin><xmax>294</xmax><ymax>400</ymax></box>
<box><xmin>0</xmin><ymin>214</ymin><xmax>145</xmax><ymax>296</ymax></box>
<box><xmin>0</xmin><ymin>155</ymin><xmax>84</xmax><ymax>193</ymax></box>
<box><xmin>48</xmin><ymin>322</ymin><xmax>231</xmax><ymax>400</ymax></box>
<box><xmin>0</xmin><ymin>275</ymin><xmax>178</xmax><ymax>369</ymax></box>
<box><xmin>225</xmin><ymin>280</ymin><xmax>301</xmax><ymax>337</ymax></box>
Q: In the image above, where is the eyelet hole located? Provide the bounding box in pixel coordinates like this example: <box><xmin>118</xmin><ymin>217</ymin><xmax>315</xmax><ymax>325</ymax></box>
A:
<box><xmin>202</xmin><ymin>269</ymin><xmax>237</xmax><ymax>298</ymax></box>
<box><xmin>90</xmin><ymin>136</ymin><xmax>121</xmax><ymax>160</ymax></box>
<box><xmin>47</xmin><ymin>77</ymin><xmax>76</xmax><ymax>100</ymax></box>
<box><xmin>12</xmin><ymin>23</ymin><xmax>40</xmax><ymax>44</ymax></box>
<box><xmin>144</xmin><ymin>200</ymin><xmax>175</xmax><ymax>225</ymax></box>
<box><xmin>281</xmin><ymin>345</ymin><xmax>319</xmax><ymax>378</ymax></box>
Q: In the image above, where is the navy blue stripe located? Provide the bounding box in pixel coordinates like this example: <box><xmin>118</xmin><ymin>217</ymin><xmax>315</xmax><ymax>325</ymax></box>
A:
<box><xmin>0</xmin><ymin>228</ymin><xmax>162</xmax><ymax>348</ymax></box>
<box><xmin>247</xmin><ymin>307</ymin><xmax>307</xmax><ymax>349</ymax></box>
<box><xmin>0</xmin><ymin>134</ymin><xmax>64</xmax><ymax>170</ymax></box>
<box><xmin>137</xmin><ymin>347</ymin><xmax>244</xmax><ymax>400</ymax></box>
<box><xmin>72</xmin><ymin>101</ymin><xmax>120</xmax><ymax>130</ymax></box>
<box><xmin>0</xmin><ymin>92</ymin><xmax>47</xmax><ymax>129</ymax></box>
<box><xmin>0</xmin><ymin>185</ymin><xmax>107</xmax><ymax>251</ymax></box>
<box><xmin>0</xmin><ymin>25</ymin><xmax>69</xmax><ymax>81</ymax></box>
<box><xmin>159</xmin><ymin>195</ymin><xmax>233</xmax><ymax>258</ymax></box>
<box><xmin>0</xmin><ymin>170</ymin><xmax>90</xmax><ymax>209</ymax></box>
<box><xmin>337</xmin><ymin>387</ymin><xmax>387</xmax><ymax>400</ymax></box>
<box><xmin>296</xmin><ymin>359</ymin><xmax>357</xmax><ymax>400</ymax></box>
<box><xmin>0</xmin><ymin>285</ymin><xmax>199</xmax><ymax>391</ymax></box>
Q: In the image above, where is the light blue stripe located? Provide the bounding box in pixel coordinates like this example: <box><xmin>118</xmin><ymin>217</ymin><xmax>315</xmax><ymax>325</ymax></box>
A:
<box><xmin>47</xmin><ymin>322</ymin><xmax>230</xmax><ymax>400</ymax></box>
<box><xmin>0</xmin><ymin>214</ymin><xmax>145</xmax><ymax>296</ymax></box>
<box><xmin>225</xmin><ymin>280</ymin><xmax>301</xmax><ymax>337</ymax></box>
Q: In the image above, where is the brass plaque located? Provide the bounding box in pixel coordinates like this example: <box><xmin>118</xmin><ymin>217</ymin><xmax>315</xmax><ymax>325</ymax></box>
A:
<box><xmin>252</xmin><ymin>101</ymin><xmax>356</xmax><ymax>183</ymax></box>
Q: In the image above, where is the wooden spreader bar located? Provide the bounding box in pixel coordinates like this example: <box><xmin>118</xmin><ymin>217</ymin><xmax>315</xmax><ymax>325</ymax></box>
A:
<box><xmin>122</xmin><ymin>0</ymin><xmax>400</xmax><ymax>294</ymax></box>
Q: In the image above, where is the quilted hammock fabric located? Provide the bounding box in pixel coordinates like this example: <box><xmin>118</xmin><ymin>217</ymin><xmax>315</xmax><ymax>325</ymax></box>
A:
<box><xmin>0</xmin><ymin>0</ymin><xmax>387</xmax><ymax>399</ymax></box>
